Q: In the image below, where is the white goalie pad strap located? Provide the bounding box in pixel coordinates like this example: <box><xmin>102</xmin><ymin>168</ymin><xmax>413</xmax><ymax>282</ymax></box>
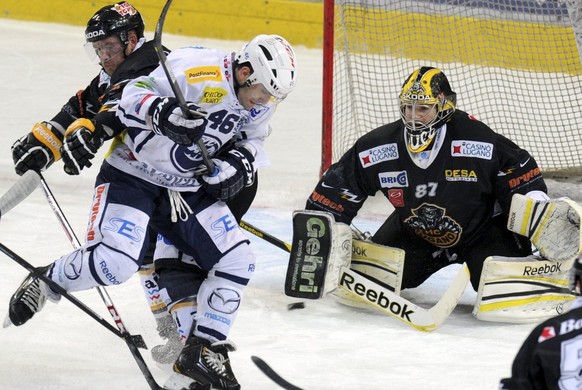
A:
<box><xmin>473</xmin><ymin>255</ymin><xmax>575</xmax><ymax>323</ymax></box>
<box><xmin>507</xmin><ymin>194</ymin><xmax>582</xmax><ymax>261</ymax></box>
<box><xmin>285</xmin><ymin>210</ymin><xmax>351</xmax><ymax>299</ymax></box>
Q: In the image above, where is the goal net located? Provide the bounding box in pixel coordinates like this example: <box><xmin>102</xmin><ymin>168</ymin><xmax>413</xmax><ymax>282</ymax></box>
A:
<box><xmin>322</xmin><ymin>0</ymin><xmax>582</xmax><ymax>177</ymax></box>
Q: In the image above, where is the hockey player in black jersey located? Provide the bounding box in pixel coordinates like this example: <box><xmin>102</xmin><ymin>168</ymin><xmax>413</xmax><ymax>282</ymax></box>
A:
<box><xmin>305</xmin><ymin>66</ymin><xmax>549</xmax><ymax>292</ymax></box>
<box><xmin>499</xmin><ymin>254</ymin><xmax>582</xmax><ymax>389</ymax></box>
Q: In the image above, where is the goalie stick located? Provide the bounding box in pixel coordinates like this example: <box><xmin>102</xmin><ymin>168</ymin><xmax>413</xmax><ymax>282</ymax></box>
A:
<box><xmin>252</xmin><ymin>356</ymin><xmax>305</xmax><ymax>390</ymax></box>
<box><xmin>239</xmin><ymin>219</ymin><xmax>469</xmax><ymax>331</ymax></box>
<box><xmin>153</xmin><ymin>0</ymin><xmax>216</xmax><ymax>175</ymax></box>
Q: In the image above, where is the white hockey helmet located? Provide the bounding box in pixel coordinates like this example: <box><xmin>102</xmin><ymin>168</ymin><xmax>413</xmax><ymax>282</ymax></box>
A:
<box><xmin>236</xmin><ymin>34</ymin><xmax>298</xmax><ymax>101</ymax></box>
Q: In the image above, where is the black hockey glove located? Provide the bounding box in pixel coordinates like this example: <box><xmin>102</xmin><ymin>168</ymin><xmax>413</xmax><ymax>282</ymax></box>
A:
<box><xmin>200</xmin><ymin>147</ymin><xmax>255</xmax><ymax>202</ymax></box>
<box><xmin>12</xmin><ymin>122</ymin><xmax>63</xmax><ymax>176</ymax></box>
<box><xmin>61</xmin><ymin>118</ymin><xmax>105</xmax><ymax>175</ymax></box>
<box><xmin>149</xmin><ymin>97</ymin><xmax>207</xmax><ymax>145</ymax></box>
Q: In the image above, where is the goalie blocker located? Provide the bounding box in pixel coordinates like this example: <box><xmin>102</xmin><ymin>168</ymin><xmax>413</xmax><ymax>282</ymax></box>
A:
<box><xmin>285</xmin><ymin>210</ymin><xmax>352</xmax><ymax>298</ymax></box>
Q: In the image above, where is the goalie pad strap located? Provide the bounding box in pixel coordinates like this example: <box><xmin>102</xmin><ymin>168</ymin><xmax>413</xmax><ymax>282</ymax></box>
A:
<box><xmin>474</xmin><ymin>255</ymin><xmax>575</xmax><ymax>323</ymax></box>
<box><xmin>285</xmin><ymin>210</ymin><xmax>351</xmax><ymax>299</ymax></box>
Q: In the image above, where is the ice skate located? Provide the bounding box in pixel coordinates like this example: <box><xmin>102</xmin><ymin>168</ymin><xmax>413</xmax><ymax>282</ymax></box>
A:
<box><xmin>173</xmin><ymin>335</ymin><xmax>240</xmax><ymax>390</ymax></box>
<box><xmin>3</xmin><ymin>265</ymin><xmax>60</xmax><ymax>327</ymax></box>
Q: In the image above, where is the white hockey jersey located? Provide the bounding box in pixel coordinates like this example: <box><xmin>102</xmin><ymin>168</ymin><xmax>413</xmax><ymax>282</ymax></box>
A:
<box><xmin>113</xmin><ymin>46</ymin><xmax>274</xmax><ymax>191</ymax></box>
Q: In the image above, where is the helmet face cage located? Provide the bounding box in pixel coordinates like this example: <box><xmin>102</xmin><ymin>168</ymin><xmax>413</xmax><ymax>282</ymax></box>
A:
<box><xmin>85</xmin><ymin>2</ymin><xmax>144</xmax><ymax>45</ymax></box>
<box><xmin>236</xmin><ymin>34</ymin><xmax>298</xmax><ymax>102</ymax></box>
<box><xmin>399</xmin><ymin>67</ymin><xmax>456</xmax><ymax>153</ymax></box>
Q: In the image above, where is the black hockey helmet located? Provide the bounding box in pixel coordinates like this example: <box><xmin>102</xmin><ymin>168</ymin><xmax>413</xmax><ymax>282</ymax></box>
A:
<box><xmin>85</xmin><ymin>2</ymin><xmax>144</xmax><ymax>45</ymax></box>
<box><xmin>399</xmin><ymin>66</ymin><xmax>456</xmax><ymax>152</ymax></box>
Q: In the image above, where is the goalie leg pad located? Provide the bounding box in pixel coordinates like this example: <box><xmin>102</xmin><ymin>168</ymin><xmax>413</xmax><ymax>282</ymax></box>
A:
<box><xmin>285</xmin><ymin>210</ymin><xmax>352</xmax><ymax>299</ymax></box>
<box><xmin>334</xmin><ymin>240</ymin><xmax>405</xmax><ymax>309</ymax></box>
<box><xmin>508</xmin><ymin>193</ymin><xmax>582</xmax><ymax>261</ymax></box>
<box><xmin>473</xmin><ymin>255</ymin><xmax>575</xmax><ymax>323</ymax></box>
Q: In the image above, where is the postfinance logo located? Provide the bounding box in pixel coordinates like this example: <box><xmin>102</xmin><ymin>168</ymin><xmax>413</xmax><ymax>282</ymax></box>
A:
<box><xmin>184</xmin><ymin>66</ymin><xmax>222</xmax><ymax>83</ymax></box>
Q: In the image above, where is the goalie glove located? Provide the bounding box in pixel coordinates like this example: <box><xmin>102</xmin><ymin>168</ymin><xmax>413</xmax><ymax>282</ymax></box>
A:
<box><xmin>200</xmin><ymin>147</ymin><xmax>255</xmax><ymax>202</ymax></box>
<box><xmin>149</xmin><ymin>97</ymin><xmax>208</xmax><ymax>145</ymax></box>
<box><xmin>61</xmin><ymin>118</ymin><xmax>105</xmax><ymax>175</ymax></box>
<box><xmin>12</xmin><ymin>122</ymin><xmax>63</xmax><ymax>176</ymax></box>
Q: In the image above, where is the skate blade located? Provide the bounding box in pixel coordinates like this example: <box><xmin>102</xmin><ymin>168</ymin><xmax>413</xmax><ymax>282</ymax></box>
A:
<box><xmin>2</xmin><ymin>313</ymin><xmax>12</xmax><ymax>328</ymax></box>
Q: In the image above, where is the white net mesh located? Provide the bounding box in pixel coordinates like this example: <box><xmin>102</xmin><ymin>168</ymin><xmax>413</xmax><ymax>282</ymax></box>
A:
<box><xmin>329</xmin><ymin>0</ymin><xmax>582</xmax><ymax>175</ymax></box>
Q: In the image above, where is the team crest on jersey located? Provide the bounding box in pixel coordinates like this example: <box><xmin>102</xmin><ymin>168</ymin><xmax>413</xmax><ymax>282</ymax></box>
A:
<box><xmin>201</xmin><ymin>87</ymin><xmax>227</xmax><ymax>104</ymax></box>
<box><xmin>378</xmin><ymin>171</ymin><xmax>408</xmax><ymax>188</ymax></box>
<box><xmin>359</xmin><ymin>143</ymin><xmax>399</xmax><ymax>167</ymax></box>
<box><xmin>451</xmin><ymin>140</ymin><xmax>493</xmax><ymax>160</ymax></box>
<box><xmin>184</xmin><ymin>66</ymin><xmax>222</xmax><ymax>83</ymax></box>
<box><xmin>171</xmin><ymin>136</ymin><xmax>221</xmax><ymax>173</ymax></box>
<box><xmin>404</xmin><ymin>203</ymin><xmax>462</xmax><ymax>247</ymax></box>
<box><xmin>538</xmin><ymin>326</ymin><xmax>556</xmax><ymax>343</ymax></box>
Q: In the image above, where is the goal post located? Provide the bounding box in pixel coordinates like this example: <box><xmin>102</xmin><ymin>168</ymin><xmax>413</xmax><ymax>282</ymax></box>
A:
<box><xmin>322</xmin><ymin>0</ymin><xmax>582</xmax><ymax>177</ymax></box>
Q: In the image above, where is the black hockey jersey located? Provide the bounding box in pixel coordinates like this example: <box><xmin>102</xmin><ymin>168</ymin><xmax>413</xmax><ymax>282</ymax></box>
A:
<box><xmin>500</xmin><ymin>300</ymin><xmax>582</xmax><ymax>389</ymax></box>
<box><xmin>306</xmin><ymin>110</ymin><xmax>547</xmax><ymax>249</ymax></box>
<box><xmin>48</xmin><ymin>40</ymin><xmax>164</xmax><ymax>138</ymax></box>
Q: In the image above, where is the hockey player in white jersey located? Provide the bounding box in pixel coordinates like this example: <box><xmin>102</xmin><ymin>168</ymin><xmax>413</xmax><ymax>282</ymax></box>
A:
<box><xmin>6</xmin><ymin>34</ymin><xmax>297</xmax><ymax>389</ymax></box>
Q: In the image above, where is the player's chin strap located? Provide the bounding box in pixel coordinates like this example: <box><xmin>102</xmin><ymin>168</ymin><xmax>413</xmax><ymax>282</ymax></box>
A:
<box><xmin>284</xmin><ymin>210</ymin><xmax>470</xmax><ymax>331</ymax></box>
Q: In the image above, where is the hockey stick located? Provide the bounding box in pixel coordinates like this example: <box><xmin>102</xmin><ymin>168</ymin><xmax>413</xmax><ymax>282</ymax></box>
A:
<box><xmin>153</xmin><ymin>0</ymin><xmax>216</xmax><ymax>175</ymax></box>
<box><xmin>240</xmin><ymin>220</ymin><xmax>292</xmax><ymax>253</ymax></box>
<box><xmin>36</xmin><ymin>174</ymin><xmax>165</xmax><ymax>389</ymax></box>
<box><xmin>239</xmin><ymin>219</ymin><xmax>469</xmax><ymax>330</ymax></box>
<box><xmin>38</xmin><ymin>173</ymin><xmax>146</xmax><ymax>347</ymax></box>
<box><xmin>251</xmin><ymin>356</ymin><xmax>305</xmax><ymax>390</ymax></box>
<box><xmin>0</xmin><ymin>243</ymin><xmax>163</xmax><ymax>390</ymax></box>
<box><xmin>0</xmin><ymin>170</ymin><xmax>40</xmax><ymax>220</ymax></box>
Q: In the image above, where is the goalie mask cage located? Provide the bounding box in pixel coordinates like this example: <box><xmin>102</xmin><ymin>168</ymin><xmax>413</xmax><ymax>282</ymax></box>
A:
<box><xmin>322</xmin><ymin>0</ymin><xmax>582</xmax><ymax>177</ymax></box>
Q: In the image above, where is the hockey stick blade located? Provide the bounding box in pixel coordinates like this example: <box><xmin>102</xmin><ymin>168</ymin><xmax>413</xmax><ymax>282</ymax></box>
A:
<box><xmin>0</xmin><ymin>170</ymin><xmax>40</xmax><ymax>221</ymax></box>
<box><xmin>251</xmin><ymin>356</ymin><xmax>305</xmax><ymax>390</ymax></box>
<box><xmin>338</xmin><ymin>264</ymin><xmax>470</xmax><ymax>331</ymax></box>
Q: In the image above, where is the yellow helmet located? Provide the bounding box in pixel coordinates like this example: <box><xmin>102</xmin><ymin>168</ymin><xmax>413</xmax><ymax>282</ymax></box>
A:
<box><xmin>399</xmin><ymin>67</ymin><xmax>456</xmax><ymax>153</ymax></box>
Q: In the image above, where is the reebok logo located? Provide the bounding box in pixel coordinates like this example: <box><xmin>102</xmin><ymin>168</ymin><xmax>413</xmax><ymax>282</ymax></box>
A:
<box><xmin>523</xmin><ymin>262</ymin><xmax>561</xmax><ymax>276</ymax></box>
<box><xmin>339</xmin><ymin>271</ymin><xmax>414</xmax><ymax>321</ymax></box>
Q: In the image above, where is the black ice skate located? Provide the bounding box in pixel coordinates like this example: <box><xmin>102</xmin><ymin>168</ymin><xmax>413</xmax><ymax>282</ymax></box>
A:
<box><xmin>151</xmin><ymin>313</ymin><xmax>185</xmax><ymax>365</ymax></box>
<box><xmin>3</xmin><ymin>265</ymin><xmax>60</xmax><ymax>327</ymax></box>
<box><xmin>173</xmin><ymin>335</ymin><xmax>240</xmax><ymax>390</ymax></box>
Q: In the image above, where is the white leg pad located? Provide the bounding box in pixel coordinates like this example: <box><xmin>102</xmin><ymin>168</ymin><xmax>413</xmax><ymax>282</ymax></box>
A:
<box><xmin>334</xmin><ymin>239</ymin><xmax>405</xmax><ymax>309</ymax></box>
<box><xmin>473</xmin><ymin>255</ymin><xmax>575</xmax><ymax>323</ymax></box>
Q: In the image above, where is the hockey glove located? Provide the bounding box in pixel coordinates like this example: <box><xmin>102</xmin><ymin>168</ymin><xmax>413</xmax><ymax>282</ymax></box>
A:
<box><xmin>149</xmin><ymin>97</ymin><xmax>207</xmax><ymax>145</ymax></box>
<box><xmin>200</xmin><ymin>147</ymin><xmax>255</xmax><ymax>202</ymax></box>
<box><xmin>12</xmin><ymin>122</ymin><xmax>63</xmax><ymax>176</ymax></box>
<box><xmin>61</xmin><ymin>118</ymin><xmax>105</xmax><ymax>175</ymax></box>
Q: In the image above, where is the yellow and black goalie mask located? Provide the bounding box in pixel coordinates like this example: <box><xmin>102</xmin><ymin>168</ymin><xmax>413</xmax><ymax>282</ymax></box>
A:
<box><xmin>399</xmin><ymin>67</ymin><xmax>456</xmax><ymax>153</ymax></box>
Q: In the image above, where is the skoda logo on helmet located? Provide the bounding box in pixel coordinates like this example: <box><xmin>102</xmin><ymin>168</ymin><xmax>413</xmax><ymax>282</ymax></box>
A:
<box><xmin>86</xmin><ymin>30</ymin><xmax>105</xmax><ymax>40</ymax></box>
